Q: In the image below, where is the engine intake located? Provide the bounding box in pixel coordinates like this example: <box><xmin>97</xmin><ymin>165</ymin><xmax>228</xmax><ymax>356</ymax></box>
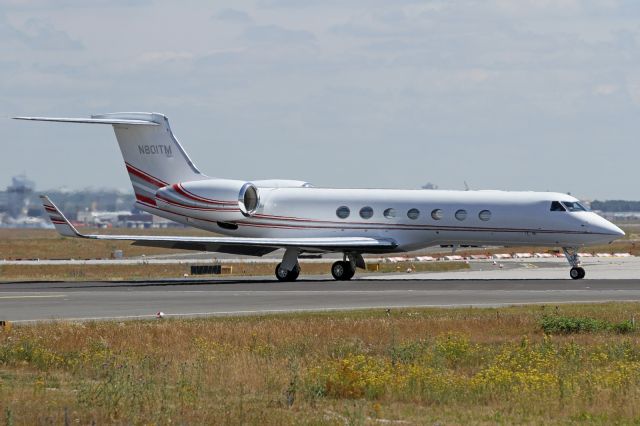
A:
<box><xmin>238</xmin><ymin>182</ymin><xmax>259</xmax><ymax>217</ymax></box>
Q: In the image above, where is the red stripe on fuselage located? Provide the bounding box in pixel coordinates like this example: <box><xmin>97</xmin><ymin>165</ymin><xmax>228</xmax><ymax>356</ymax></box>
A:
<box><xmin>135</xmin><ymin>193</ymin><xmax>157</xmax><ymax>206</ymax></box>
<box><xmin>173</xmin><ymin>183</ymin><xmax>237</xmax><ymax>206</ymax></box>
<box><xmin>125</xmin><ymin>163</ymin><xmax>168</xmax><ymax>188</ymax></box>
<box><xmin>156</xmin><ymin>193</ymin><xmax>240</xmax><ymax>212</ymax></box>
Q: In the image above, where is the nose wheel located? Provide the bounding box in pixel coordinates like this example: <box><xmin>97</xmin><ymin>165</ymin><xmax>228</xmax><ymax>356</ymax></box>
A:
<box><xmin>570</xmin><ymin>267</ymin><xmax>585</xmax><ymax>280</ymax></box>
<box><xmin>563</xmin><ymin>248</ymin><xmax>586</xmax><ymax>280</ymax></box>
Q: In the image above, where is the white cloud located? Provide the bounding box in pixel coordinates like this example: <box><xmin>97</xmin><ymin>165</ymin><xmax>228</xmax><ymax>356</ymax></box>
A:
<box><xmin>215</xmin><ymin>8</ymin><xmax>253</xmax><ymax>23</ymax></box>
<box><xmin>593</xmin><ymin>84</ymin><xmax>618</xmax><ymax>96</ymax></box>
<box><xmin>137</xmin><ymin>51</ymin><xmax>194</xmax><ymax>64</ymax></box>
<box><xmin>241</xmin><ymin>24</ymin><xmax>315</xmax><ymax>44</ymax></box>
<box><xmin>0</xmin><ymin>15</ymin><xmax>83</xmax><ymax>50</ymax></box>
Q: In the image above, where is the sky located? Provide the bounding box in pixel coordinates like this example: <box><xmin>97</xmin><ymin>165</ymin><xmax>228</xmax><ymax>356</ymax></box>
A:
<box><xmin>1</xmin><ymin>0</ymin><xmax>639</xmax><ymax>200</ymax></box>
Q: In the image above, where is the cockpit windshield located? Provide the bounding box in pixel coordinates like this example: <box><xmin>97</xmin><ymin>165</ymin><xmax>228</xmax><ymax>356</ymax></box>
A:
<box><xmin>550</xmin><ymin>201</ymin><xmax>588</xmax><ymax>212</ymax></box>
<box><xmin>561</xmin><ymin>201</ymin><xmax>587</xmax><ymax>212</ymax></box>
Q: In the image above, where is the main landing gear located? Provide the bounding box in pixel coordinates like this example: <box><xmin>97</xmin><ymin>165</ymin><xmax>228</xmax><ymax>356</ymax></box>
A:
<box><xmin>275</xmin><ymin>262</ymin><xmax>300</xmax><ymax>282</ymax></box>
<box><xmin>331</xmin><ymin>260</ymin><xmax>355</xmax><ymax>281</ymax></box>
<box><xmin>563</xmin><ymin>247</ymin><xmax>586</xmax><ymax>280</ymax></box>
<box><xmin>273</xmin><ymin>249</ymin><xmax>365</xmax><ymax>282</ymax></box>
<box><xmin>330</xmin><ymin>253</ymin><xmax>364</xmax><ymax>281</ymax></box>
<box><xmin>275</xmin><ymin>248</ymin><xmax>301</xmax><ymax>282</ymax></box>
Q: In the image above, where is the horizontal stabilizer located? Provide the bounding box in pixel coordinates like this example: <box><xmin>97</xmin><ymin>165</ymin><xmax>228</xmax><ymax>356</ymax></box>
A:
<box><xmin>13</xmin><ymin>116</ymin><xmax>159</xmax><ymax>126</ymax></box>
<box><xmin>41</xmin><ymin>196</ymin><xmax>398</xmax><ymax>256</ymax></box>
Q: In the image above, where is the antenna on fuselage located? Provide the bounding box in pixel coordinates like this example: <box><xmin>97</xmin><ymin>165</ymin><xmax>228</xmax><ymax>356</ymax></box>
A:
<box><xmin>464</xmin><ymin>181</ymin><xmax>470</xmax><ymax>191</ymax></box>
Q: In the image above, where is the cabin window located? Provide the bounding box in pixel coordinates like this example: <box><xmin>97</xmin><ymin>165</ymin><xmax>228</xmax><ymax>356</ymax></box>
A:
<box><xmin>562</xmin><ymin>201</ymin><xmax>587</xmax><ymax>212</ymax></box>
<box><xmin>407</xmin><ymin>208</ymin><xmax>420</xmax><ymax>220</ymax></box>
<box><xmin>455</xmin><ymin>209</ymin><xmax>467</xmax><ymax>221</ymax></box>
<box><xmin>383</xmin><ymin>208</ymin><xmax>396</xmax><ymax>219</ymax></box>
<box><xmin>431</xmin><ymin>209</ymin><xmax>443</xmax><ymax>220</ymax></box>
<box><xmin>550</xmin><ymin>201</ymin><xmax>566</xmax><ymax>212</ymax></box>
<box><xmin>336</xmin><ymin>206</ymin><xmax>350</xmax><ymax>219</ymax></box>
<box><xmin>478</xmin><ymin>210</ymin><xmax>491</xmax><ymax>221</ymax></box>
<box><xmin>360</xmin><ymin>206</ymin><xmax>374</xmax><ymax>219</ymax></box>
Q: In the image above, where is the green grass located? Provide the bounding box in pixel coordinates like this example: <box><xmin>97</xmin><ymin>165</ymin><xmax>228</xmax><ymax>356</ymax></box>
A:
<box><xmin>540</xmin><ymin>315</ymin><xmax>636</xmax><ymax>334</ymax></box>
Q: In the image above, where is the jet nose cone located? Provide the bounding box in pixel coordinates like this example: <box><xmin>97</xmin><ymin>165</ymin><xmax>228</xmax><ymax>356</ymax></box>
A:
<box><xmin>592</xmin><ymin>216</ymin><xmax>625</xmax><ymax>238</ymax></box>
<box><xmin>611</xmin><ymin>223</ymin><xmax>625</xmax><ymax>237</ymax></box>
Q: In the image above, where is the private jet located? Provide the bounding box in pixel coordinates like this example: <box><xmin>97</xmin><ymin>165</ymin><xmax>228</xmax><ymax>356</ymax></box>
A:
<box><xmin>15</xmin><ymin>113</ymin><xmax>624</xmax><ymax>281</ymax></box>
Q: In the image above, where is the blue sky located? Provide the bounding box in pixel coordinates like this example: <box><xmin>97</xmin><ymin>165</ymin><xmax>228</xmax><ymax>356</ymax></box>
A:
<box><xmin>2</xmin><ymin>0</ymin><xmax>639</xmax><ymax>199</ymax></box>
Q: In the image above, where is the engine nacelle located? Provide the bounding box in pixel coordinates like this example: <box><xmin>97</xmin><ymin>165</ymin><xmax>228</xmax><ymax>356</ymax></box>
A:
<box><xmin>155</xmin><ymin>178</ymin><xmax>259</xmax><ymax>219</ymax></box>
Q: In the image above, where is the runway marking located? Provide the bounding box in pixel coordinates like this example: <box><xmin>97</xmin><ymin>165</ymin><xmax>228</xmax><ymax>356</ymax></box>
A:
<box><xmin>0</xmin><ymin>295</ymin><xmax>66</xmax><ymax>299</ymax></box>
<box><xmin>9</xmin><ymin>299</ymin><xmax>640</xmax><ymax>324</ymax></box>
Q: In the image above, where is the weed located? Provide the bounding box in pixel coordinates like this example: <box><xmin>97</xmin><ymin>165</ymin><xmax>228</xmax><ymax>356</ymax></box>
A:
<box><xmin>540</xmin><ymin>315</ymin><xmax>636</xmax><ymax>334</ymax></box>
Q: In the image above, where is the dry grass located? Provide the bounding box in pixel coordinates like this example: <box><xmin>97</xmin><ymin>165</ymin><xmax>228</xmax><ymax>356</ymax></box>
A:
<box><xmin>0</xmin><ymin>228</ymin><xmax>214</xmax><ymax>260</ymax></box>
<box><xmin>0</xmin><ymin>261</ymin><xmax>469</xmax><ymax>282</ymax></box>
<box><xmin>1</xmin><ymin>303</ymin><xmax>640</xmax><ymax>424</ymax></box>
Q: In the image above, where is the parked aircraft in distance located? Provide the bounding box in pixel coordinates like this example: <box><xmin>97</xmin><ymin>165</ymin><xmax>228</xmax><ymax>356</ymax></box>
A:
<box><xmin>15</xmin><ymin>113</ymin><xmax>624</xmax><ymax>280</ymax></box>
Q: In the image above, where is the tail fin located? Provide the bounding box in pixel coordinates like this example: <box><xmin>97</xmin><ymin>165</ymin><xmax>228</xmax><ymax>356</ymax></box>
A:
<box><xmin>14</xmin><ymin>113</ymin><xmax>207</xmax><ymax>206</ymax></box>
<box><xmin>40</xmin><ymin>195</ymin><xmax>81</xmax><ymax>237</ymax></box>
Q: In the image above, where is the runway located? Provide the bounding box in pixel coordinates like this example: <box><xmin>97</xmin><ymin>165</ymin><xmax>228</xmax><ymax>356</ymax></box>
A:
<box><xmin>1</xmin><ymin>277</ymin><xmax>640</xmax><ymax>322</ymax></box>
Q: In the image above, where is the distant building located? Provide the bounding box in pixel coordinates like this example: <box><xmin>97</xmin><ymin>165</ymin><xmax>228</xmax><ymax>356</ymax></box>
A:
<box><xmin>421</xmin><ymin>182</ymin><xmax>439</xmax><ymax>190</ymax></box>
<box><xmin>76</xmin><ymin>209</ymin><xmax>133</xmax><ymax>227</ymax></box>
<box><xmin>7</xmin><ymin>175</ymin><xmax>35</xmax><ymax>218</ymax></box>
<box><xmin>0</xmin><ymin>191</ymin><xmax>7</xmax><ymax>213</ymax></box>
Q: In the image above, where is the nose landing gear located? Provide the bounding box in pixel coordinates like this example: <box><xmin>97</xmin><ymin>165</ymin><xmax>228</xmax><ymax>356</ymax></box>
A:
<box><xmin>569</xmin><ymin>266</ymin><xmax>586</xmax><ymax>279</ymax></box>
<box><xmin>563</xmin><ymin>247</ymin><xmax>585</xmax><ymax>280</ymax></box>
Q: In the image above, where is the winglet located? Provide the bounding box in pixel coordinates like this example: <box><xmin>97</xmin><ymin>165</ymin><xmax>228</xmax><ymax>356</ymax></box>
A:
<box><xmin>40</xmin><ymin>195</ymin><xmax>83</xmax><ymax>237</ymax></box>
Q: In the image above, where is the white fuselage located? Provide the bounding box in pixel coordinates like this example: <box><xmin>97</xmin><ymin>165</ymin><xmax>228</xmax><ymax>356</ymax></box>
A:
<box><xmin>139</xmin><ymin>182</ymin><xmax>624</xmax><ymax>253</ymax></box>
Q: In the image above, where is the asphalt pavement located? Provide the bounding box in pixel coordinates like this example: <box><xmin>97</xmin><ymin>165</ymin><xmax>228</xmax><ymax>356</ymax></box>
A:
<box><xmin>1</xmin><ymin>276</ymin><xmax>639</xmax><ymax>322</ymax></box>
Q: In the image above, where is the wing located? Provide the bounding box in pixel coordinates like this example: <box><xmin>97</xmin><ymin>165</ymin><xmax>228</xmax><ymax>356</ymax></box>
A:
<box><xmin>40</xmin><ymin>196</ymin><xmax>397</xmax><ymax>256</ymax></box>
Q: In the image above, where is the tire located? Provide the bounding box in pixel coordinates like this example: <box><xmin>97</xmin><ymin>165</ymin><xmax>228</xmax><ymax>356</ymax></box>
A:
<box><xmin>331</xmin><ymin>261</ymin><xmax>355</xmax><ymax>281</ymax></box>
<box><xmin>343</xmin><ymin>263</ymin><xmax>355</xmax><ymax>280</ymax></box>
<box><xmin>289</xmin><ymin>264</ymin><xmax>300</xmax><ymax>281</ymax></box>
<box><xmin>570</xmin><ymin>267</ymin><xmax>585</xmax><ymax>280</ymax></box>
<box><xmin>275</xmin><ymin>263</ymin><xmax>300</xmax><ymax>282</ymax></box>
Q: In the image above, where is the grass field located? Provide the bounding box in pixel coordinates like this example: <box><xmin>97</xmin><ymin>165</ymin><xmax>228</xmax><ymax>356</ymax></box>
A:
<box><xmin>1</xmin><ymin>303</ymin><xmax>640</xmax><ymax>424</ymax></box>
<box><xmin>0</xmin><ymin>228</ymin><xmax>213</xmax><ymax>260</ymax></box>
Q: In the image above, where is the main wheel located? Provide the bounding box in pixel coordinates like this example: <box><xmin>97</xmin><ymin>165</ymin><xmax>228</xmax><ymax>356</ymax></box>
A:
<box><xmin>331</xmin><ymin>261</ymin><xmax>355</xmax><ymax>281</ymax></box>
<box><xmin>570</xmin><ymin>267</ymin><xmax>585</xmax><ymax>280</ymax></box>
<box><xmin>275</xmin><ymin>263</ymin><xmax>300</xmax><ymax>282</ymax></box>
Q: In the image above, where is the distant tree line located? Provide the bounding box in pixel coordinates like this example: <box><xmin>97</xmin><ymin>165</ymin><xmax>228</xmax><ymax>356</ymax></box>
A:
<box><xmin>590</xmin><ymin>200</ymin><xmax>640</xmax><ymax>212</ymax></box>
